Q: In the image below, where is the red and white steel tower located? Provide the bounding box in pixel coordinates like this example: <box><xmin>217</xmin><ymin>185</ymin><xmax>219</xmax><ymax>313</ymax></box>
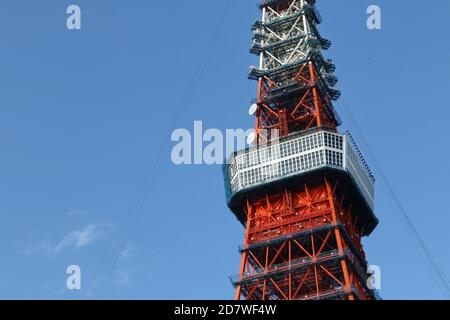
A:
<box><xmin>223</xmin><ymin>0</ymin><xmax>379</xmax><ymax>300</ymax></box>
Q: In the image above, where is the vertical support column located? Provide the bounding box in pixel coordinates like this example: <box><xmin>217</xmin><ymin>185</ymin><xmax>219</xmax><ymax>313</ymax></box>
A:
<box><xmin>325</xmin><ymin>178</ymin><xmax>354</xmax><ymax>300</ymax></box>
<box><xmin>301</xmin><ymin>0</ymin><xmax>309</xmax><ymax>34</ymax></box>
<box><xmin>288</xmin><ymin>240</ymin><xmax>292</xmax><ymax>300</ymax></box>
<box><xmin>256</xmin><ymin>77</ymin><xmax>263</xmax><ymax>144</ymax></box>
<box><xmin>256</xmin><ymin>4</ymin><xmax>266</xmax><ymax>145</ymax></box>
<box><xmin>260</xmin><ymin>6</ymin><xmax>266</xmax><ymax>68</ymax></box>
<box><xmin>309</xmin><ymin>62</ymin><xmax>322</xmax><ymax>128</ymax></box>
<box><xmin>235</xmin><ymin>199</ymin><xmax>253</xmax><ymax>300</ymax></box>
<box><xmin>263</xmin><ymin>246</ymin><xmax>269</xmax><ymax>300</ymax></box>
<box><xmin>278</xmin><ymin>109</ymin><xmax>289</xmax><ymax>137</ymax></box>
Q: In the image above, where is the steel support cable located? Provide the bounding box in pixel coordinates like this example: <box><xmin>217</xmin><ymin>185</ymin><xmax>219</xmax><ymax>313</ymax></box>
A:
<box><xmin>339</xmin><ymin>96</ymin><xmax>450</xmax><ymax>299</ymax></box>
<box><xmin>340</xmin><ymin>97</ymin><xmax>450</xmax><ymax>298</ymax></box>
<box><xmin>86</xmin><ymin>0</ymin><xmax>233</xmax><ymax>299</ymax></box>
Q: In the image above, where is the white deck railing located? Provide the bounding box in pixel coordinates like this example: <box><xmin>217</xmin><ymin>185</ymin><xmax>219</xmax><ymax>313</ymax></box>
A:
<box><xmin>227</xmin><ymin>130</ymin><xmax>375</xmax><ymax>210</ymax></box>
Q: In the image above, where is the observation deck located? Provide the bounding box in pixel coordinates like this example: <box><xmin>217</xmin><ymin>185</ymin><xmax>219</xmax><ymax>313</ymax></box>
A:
<box><xmin>223</xmin><ymin>128</ymin><xmax>378</xmax><ymax>235</ymax></box>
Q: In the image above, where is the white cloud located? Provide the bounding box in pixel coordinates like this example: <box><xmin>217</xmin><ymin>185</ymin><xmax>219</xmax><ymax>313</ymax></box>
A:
<box><xmin>120</xmin><ymin>242</ymin><xmax>135</xmax><ymax>259</ymax></box>
<box><xmin>53</xmin><ymin>224</ymin><xmax>101</xmax><ymax>253</ymax></box>
<box><xmin>116</xmin><ymin>270</ymin><xmax>132</xmax><ymax>286</ymax></box>
<box><xmin>22</xmin><ymin>241</ymin><xmax>52</xmax><ymax>256</ymax></box>
<box><xmin>23</xmin><ymin>224</ymin><xmax>108</xmax><ymax>256</ymax></box>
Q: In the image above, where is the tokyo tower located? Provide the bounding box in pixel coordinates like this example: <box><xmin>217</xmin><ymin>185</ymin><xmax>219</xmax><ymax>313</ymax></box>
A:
<box><xmin>223</xmin><ymin>0</ymin><xmax>379</xmax><ymax>300</ymax></box>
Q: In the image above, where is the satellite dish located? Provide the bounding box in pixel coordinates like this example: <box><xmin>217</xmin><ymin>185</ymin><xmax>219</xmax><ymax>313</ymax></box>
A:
<box><xmin>249</xmin><ymin>103</ymin><xmax>258</xmax><ymax>116</ymax></box>
<box><xmin>247</xmin><ymin>131</ymin><xmax>257</xmax><ymax>146</ymax></box>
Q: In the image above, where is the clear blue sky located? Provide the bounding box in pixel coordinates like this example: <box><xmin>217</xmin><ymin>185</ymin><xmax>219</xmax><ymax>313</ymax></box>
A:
<box><xmin>0</xmin><ymin>0</ymin><xmax>449</xmax><ymax>300</ymax></box>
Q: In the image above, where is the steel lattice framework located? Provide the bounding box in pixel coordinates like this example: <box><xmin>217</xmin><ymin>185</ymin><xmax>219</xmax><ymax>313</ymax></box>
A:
<box><xmin>223</xmin><ymin>0</ymin><xmax>379</xmax><ymax>300</ymax></box>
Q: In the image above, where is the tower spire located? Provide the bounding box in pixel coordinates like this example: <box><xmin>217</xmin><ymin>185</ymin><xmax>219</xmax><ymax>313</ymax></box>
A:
<box><xmin>250</xmin><ymin>0</ymin><xmax>340</xmax><ymax>142</ymax></box>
